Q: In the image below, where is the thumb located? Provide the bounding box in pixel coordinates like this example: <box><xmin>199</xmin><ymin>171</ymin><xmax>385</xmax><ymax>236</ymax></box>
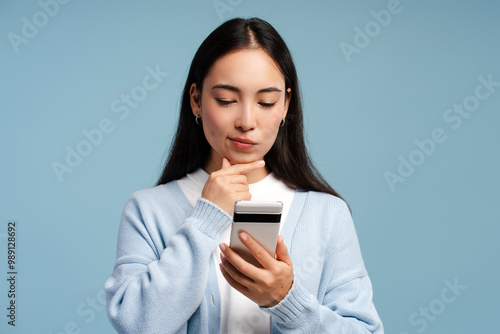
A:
<box><xmin>276</xmin><ymin>236</ymin><xmax>293</xmax><ymax>266</ymax></box>
<box><xmin>221</xmin><ymin>157</ymin><xmax>231</xmax><ymax>169</ymax></box>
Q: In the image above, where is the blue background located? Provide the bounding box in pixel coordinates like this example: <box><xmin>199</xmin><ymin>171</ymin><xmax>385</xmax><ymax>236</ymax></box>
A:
<box><xmin>1</xmin><ymin>1</ymin><xmax>498</xmax><ymax>333</ymax></box>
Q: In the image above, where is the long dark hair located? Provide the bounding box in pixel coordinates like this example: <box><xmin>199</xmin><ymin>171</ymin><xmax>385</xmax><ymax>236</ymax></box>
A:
<box><xmin>157</xmin><ymin>17</ymin><xmax>341</xmax><ymax>199</ymax></box>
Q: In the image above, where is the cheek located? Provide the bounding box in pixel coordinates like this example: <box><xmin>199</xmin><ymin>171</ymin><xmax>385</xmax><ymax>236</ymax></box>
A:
<box><xmin>268</xmin><ymin>112</ymin><xmax>283</xmax><ymax>130</ymax></box>
<box><xmin>201</xmin><ymin>104</ymin><xmax>229</xmax><ymax>140</ymax></box>
<box><xmin>260</xmin><ymin>112</ymin><xmax>283</xmax><ymax>140</ymax></box>
<box><xmin>271</xmin><ymin>112</ymin><xmax>283</xmax><ymax>127</ymax></box>
<box><xmin>203</xmin><ymin>113</ymin><xmax>221</xmax><ymax>138</ymax></box>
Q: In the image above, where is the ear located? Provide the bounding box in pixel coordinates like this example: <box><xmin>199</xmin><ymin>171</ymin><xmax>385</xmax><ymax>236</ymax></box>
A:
<box><xmin>283</xmin><ymin>87</ymin><xmax>292</xmax><ymax>118</ymax></box>
<box><xmin>189</xmin><ymin>83</ymin><xmax>202</xmax><ymax>116</ymax></box>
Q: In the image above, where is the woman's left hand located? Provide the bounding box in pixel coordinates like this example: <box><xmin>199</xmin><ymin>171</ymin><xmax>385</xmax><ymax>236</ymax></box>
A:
<box><xmin>219</xmin><ymin>233</ymin><xmax>294</xmax><ymax>308</ymax></box>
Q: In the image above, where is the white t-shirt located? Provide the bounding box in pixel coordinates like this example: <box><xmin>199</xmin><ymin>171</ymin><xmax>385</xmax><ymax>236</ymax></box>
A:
<box><xmin>177</xmin><ymin>168</ymin><xmax>295</xmax><ymax>333</ymax></box>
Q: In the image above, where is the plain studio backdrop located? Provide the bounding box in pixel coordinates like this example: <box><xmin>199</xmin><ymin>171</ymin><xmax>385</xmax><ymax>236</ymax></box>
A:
<box><xmin>1</xmin><ymin>1</ymin><xmax>498</xmax><ymax>333</ymax></box>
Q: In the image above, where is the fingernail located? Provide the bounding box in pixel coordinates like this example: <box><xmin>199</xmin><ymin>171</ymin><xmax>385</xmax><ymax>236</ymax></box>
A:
<box><xmin>219</xmin><ymin>244</ymin><xmax>225</xmax><ymax>252</ymax></box>
<box><xmin>240</xmin><ymin>233</ymin><xmax>248</xmax><ymax>241</ymax></box>
<box><xmin>256</xmin><ymin>160</ymin><xmax>265</xmax><ymax>166</ymax></box>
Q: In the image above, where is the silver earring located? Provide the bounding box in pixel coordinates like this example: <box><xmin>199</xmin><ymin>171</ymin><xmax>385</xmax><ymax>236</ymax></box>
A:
<box><xmin>280</xmin><ymin>117</ymin><xmax>286</xmax><ymax>127</ymax></box>
<box><xmin>195</xmin><ymin>113</ymin><xmax>201</xmax><ymax>125</ymax></box>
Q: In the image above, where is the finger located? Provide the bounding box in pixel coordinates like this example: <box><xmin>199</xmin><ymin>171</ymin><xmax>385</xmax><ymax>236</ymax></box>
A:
<box><xmin>229</xmin><ymin>175</ymin><xmax>249</xmax><ymax>185</ymax></box>
<box><xmin>219</xmin><ymin>243</ymin><xmax>261</xmax><ymax>280</ymax></box>
<box><xmin>221</xmin><ymin>157</ymin><xmax>231</xmax><ymax>169</ymax></box>
<box><xmin>219</xmin><ymin>263</ymin><xmax>249</xmax><ymax>295</ymax></box>
<box><xmin>220</xmin><ymin>252</ymin><xmax>255</xmax><ymax>288</ymax></box>
<box><xmin>275</xmin><ymin>236</ymin><xmax>293</xmax><ymax>266</ymax></box>
<box><xmin>231</xmin><ymin>183</ymin><xmax>249</xmax><ymax>193</ymax></box>
<box><xmin>235</xmin><ymin>191</ymin><xmax>252</xmax><ymax>202</ymax></box>
<box><xmin>238</xmin><ymin>232</ymin><xmax>276</xmax><ymax>269</ymax></box>
<box><xmin>217</xmin><ymin>160</ymin><xmax>265</xmax><ymax>176</ymax></box>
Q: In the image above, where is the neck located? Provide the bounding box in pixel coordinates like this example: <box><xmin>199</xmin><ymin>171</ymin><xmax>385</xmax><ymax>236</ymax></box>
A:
<box><xmin>245</xmin><ymin>166</ymin><xmax>270</xmax><ymax>184</ymax></box>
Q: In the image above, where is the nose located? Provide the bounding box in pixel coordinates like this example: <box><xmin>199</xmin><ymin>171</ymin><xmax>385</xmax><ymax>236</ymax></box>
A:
<box><xmin>234</xmin><ymin>103</ymin><xmax>256</xmax><ymax>132</ymax></box>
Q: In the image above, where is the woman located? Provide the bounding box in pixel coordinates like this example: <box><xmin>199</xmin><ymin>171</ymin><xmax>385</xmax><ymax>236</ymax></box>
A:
<box><xmin>105</xmin><ymin>17</ymin><xmax>383</xmax><ymax>333</ymax></box>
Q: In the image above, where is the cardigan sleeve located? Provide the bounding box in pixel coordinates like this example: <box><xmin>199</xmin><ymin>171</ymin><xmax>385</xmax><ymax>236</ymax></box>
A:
<box><xmin>104</xmin><ymin>193</ymin><xmax>231</xmax><ymax>334</ymax></box>
<box><xmin>262</xmin><ymin>196</ymin><xmax>384</xmax><ymax>333</ymax></box>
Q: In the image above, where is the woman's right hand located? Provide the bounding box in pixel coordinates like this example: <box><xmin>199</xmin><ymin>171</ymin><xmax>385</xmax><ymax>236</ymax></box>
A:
<box><xmin>201</xmin><ymin>158</ymin><xmax>265</xmax><ymax>216</ymax></box>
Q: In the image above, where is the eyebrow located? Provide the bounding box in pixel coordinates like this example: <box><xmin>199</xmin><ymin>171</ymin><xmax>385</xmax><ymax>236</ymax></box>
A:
<box><xmin>211</xmin><ymin>84</ymin><xmax>282</xmax><ymax>94</ymax></box>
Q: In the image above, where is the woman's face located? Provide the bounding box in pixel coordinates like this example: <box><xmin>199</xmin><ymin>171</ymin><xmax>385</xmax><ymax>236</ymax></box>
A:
<box><xmin>190</xmin><ymin>48</ymin><xmax>291</xmax><ymax>172</ymax></box>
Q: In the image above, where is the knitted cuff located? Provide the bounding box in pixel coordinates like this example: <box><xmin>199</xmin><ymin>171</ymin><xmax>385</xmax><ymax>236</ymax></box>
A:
<box><xmin>187</xmin><ymin>198</ymin><xmax>232</xmax><ymax>240</ymax></box>
<box><xmin>260</xmin><ymin>279</ymin><xmax>314</xmax><ymax>325</ymax></box>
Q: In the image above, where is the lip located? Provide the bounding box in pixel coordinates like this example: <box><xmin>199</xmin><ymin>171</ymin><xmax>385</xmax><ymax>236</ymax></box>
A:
<box><xmin>230</xmin><ymin>137</ymin><xmax>257</xmax><ymax>149</ymax></box>
<box><xmin>232</xmin><ymin>137</ymin><xmax>256</xmax><ymax>144</ymax></box>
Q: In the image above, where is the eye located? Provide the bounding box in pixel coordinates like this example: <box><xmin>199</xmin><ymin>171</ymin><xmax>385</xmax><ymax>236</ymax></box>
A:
<box><xmin>259</xmin><ymin>102</ymin><xmax>276</xmax><ymax>108</ymax></box>
<box><xmin>216</xmin><ymin>99</ymin><xmax>235</xmax><ymax>106</ymax></box>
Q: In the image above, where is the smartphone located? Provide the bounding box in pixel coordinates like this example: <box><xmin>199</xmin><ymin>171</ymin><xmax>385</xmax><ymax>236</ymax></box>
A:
<box><xmin>229</xmin><ymin>201</ymin><xmax>283</xmax><ymax>267</ymax></box>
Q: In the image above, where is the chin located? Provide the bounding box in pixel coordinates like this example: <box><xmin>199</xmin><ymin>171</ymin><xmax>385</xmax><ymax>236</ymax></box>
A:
<box><xmin>226</xmin><ymin>153</ymin><xmax>262</xmax><ymax>165</ymax></box>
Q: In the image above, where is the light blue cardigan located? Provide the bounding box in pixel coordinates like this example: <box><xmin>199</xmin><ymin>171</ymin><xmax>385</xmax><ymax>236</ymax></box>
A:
<box><xmin>105</xmin><ymin>181</ymin><xmax>384</xmax><ymax>333</ymax></box>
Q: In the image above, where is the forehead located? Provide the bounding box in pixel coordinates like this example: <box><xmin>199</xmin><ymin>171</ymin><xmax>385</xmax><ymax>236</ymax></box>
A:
<box><xmin>204</xmin><ymin>48</ymin><xmax>285</xmax><ymax>90</ymax></box>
